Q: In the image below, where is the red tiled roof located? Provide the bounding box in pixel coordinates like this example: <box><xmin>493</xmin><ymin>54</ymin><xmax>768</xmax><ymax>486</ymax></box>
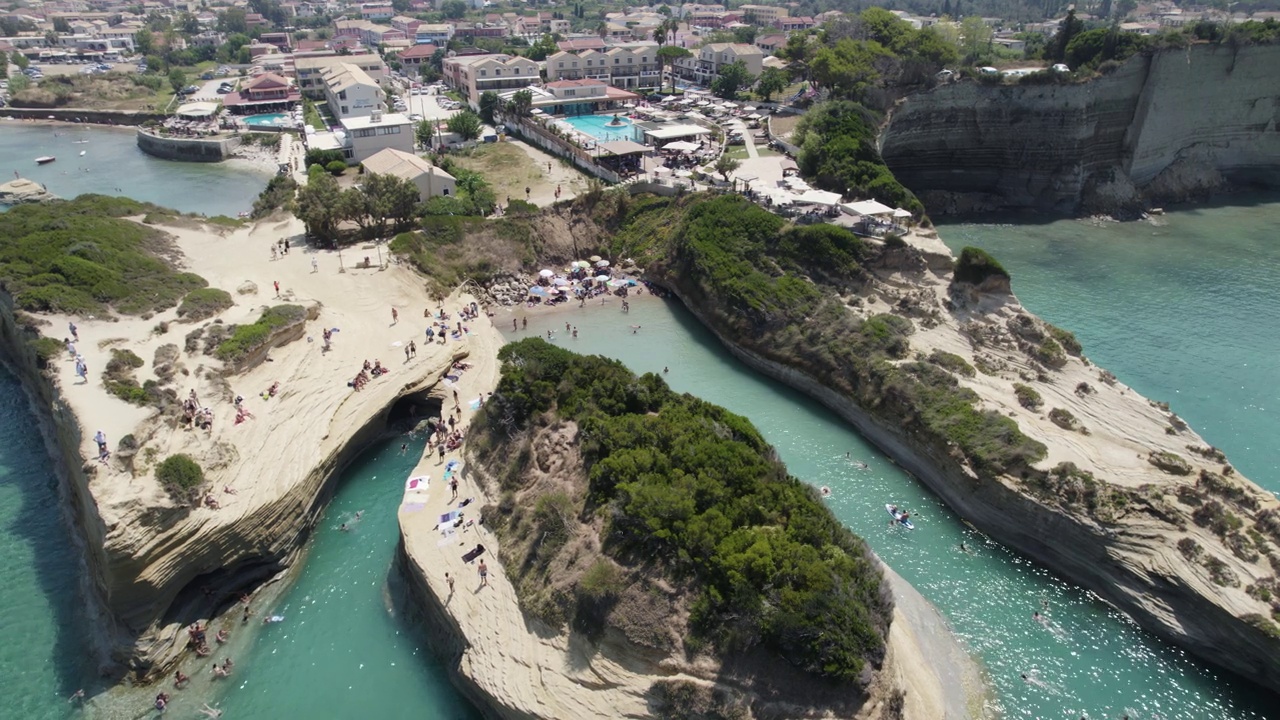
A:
<box><xmin>397</xmin><ymin>43</ymin><xmax>439</xmax><ymax>59</ymax></box>
<box><xmin>245</xmin><ymin>72</ymin><xmax>290</xmax><ymax>90</ymax></box>
<box><xmin>604</xmin><ymin>86</ymin><xmax>640</xmax><ymax>100</ymax></box>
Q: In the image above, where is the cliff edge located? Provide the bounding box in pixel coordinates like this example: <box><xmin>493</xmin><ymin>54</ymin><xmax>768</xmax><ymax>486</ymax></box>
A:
<box><xmin>880</xmin><ymin>43</ymin><xmax>1280</xmax><ymax>215</ymax></box>
<box><xmin>639</xmin><ymin>195</ymin><xmax>1280</xmax><ymax>695</ymax></box>
<box><xmin>397</xmin><ymin>332</ymin><xmax>987</xmax><ymax>720</ymax></box>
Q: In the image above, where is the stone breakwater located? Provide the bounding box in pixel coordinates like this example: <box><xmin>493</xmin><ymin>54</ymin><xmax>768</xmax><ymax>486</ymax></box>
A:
<box><xmin>880</xmin><ymin>43</ymin><xmax>1280</xmax><ymax>216</ymax></box>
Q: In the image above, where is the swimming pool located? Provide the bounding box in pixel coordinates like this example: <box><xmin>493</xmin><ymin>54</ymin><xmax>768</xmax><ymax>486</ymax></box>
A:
<box><xmin>242</xmin><ymin>113</ymin><xmax>292</xmax><ymax>127</ymax></box>
<box><xmin>561</xmin><ymin>113</ymin><xmax>639</xmax><ymax>143</ymax></box>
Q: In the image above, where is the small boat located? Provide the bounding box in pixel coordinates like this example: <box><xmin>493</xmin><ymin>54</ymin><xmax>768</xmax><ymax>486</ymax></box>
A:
<box><xmin>885</xmin><ymin>503</ymin><xmax>915</xmax><ymax>530</ymax></box>
<box><xmin>35</xmin><ymin>156</ymin><xmax>56</xmax><ymax>165</ymax></box>
<box><xmin>79</xmin><ymin>150</ymin><xmax>86</xmax><ymax>157</ymax></box>
<box><xmin>72</xmin><ymin>140</ymin><xmax>89</xmax><ymax>144</ymax></box>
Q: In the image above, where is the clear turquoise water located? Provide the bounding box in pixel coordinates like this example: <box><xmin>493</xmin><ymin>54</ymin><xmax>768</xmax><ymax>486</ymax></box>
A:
<box><xmin>1</xmin><ymin>195</ymin><xmax>1278</xmax><ymax>719</ymax></box>
<box><xmin>561</xmin><ymin>113</ymin><xmax>640</xmax><ymax>143</ymax></box>
<box><xmin>242</xmin><ymin>113</ymin><xmax>290</xmax><ymax>128</ymax></box>
<box><xmin>0</xmin><ymin>123</ymin><xmax>270</xmax><ymax>217</ymax></box>
<box><xmin>937</xmin><ymin>199</ymin><xmax>1280</xmax><ymax>487</ymax></box>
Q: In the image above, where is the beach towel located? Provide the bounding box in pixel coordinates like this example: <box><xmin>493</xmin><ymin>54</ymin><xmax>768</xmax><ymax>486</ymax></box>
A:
<box><xmin>459</xmin><ymin>497</ymin><xmax>473</xmax><ymax>508</ymax></box>
<box><xmin>445</xmin><ymin>460</ymin><xmax>461</xmax><ymax>472</ymax></box>
<box><xmin>461</xmin><ymin>544</ymin><xmax>485</xmax><ymax>563</ymax></box>
<box><xmin>445</xmin><ymin>374</ymin><xmax>460</xmax><ymax>382</ymax></box>
<box><xmin>405</xmin><ymin>475</ymin><xmax>429</xmax><ymax>491</ymax></box>
<box><xmin>439</xmin><ymin>510</ymin><xmax>460</xmax><ymax>524</ymax></box>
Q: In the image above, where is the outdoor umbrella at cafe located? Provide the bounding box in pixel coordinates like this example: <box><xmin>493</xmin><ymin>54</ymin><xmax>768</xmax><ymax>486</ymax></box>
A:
<box><xmin>589</xmin><ymin>255</ymin><xmax>602</xmax><ymax>262</ymax></box>
<box><xmin>552</xmin><ymin>278</ymin><xmax>570</xmax><ymax>286</ymax></box>
<box><xmin>594</xmin><ymin>274</ymin><xmax>611</xmax><ymax>282</ymax></box>
<box><xmin>595</xmin><ymin>260</ymin><xmax>610</xmax><ymax>268</ymax></box>
<box><xmin>528</xmin><ymin>286</ymin><xmax>548</xmax><ymax>297</ymax></box>
<box><xmin>539</xmin><ymin>269</ymin><xmax>555</xmax><ymax>278</ymax></box>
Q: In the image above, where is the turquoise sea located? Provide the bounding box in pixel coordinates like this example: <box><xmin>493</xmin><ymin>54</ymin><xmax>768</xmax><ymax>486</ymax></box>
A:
<box><xmin>0</xmin><ymin>173</ymin><xmax>1276</xmax><ymax>718</ymax></box>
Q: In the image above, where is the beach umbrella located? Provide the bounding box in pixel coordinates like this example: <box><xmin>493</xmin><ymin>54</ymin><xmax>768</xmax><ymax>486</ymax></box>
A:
<box><xmin>589</xmin><ymin>255</ymin><xmax>602</xmax><ymax>262</ymax></box>
<box><xmin>595</xmin><ymin>260</ymin><xmax>610</xmax><ymax>268</ymax></box>
<box><xmin>528</xmin><ymin>286</ymin><xmax>548</xmax><ymax>296</ymax></box>
<box><xmin>607</xmin><ymin>279</ymin><xmax>629</xmax><ymax>288</ymax></box>
<box><xmin>552</xmin><ymin>278</ymin><xmax>570</xmax><ymax>286</ymax></box>
<box><xmin>538</xmin><ymin>269</ymin><xmax>554</xmax><ymax>278</ymax></box>
<box><xmin>594</xmin><ymin>274</ymin><xmax>611</xmax><ymax>282</ymax></box>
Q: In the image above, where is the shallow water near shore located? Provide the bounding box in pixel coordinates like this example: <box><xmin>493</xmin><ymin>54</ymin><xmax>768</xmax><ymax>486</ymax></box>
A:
<box><xmin>1</xmin><ymin>196</ymin><xmax>1277</xmax><ymax>718</ymax></box>
<box><xmin>0</xmin><ymin>123</ymin><xmax>270</xmax><ymax>217</ymax></box>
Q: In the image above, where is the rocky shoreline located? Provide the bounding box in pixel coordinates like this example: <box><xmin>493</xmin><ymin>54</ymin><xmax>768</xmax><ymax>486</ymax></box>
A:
<box><xmin>646</xmin><ymin>223</ymin><xmax>1280</xmax><ymax>696</ymax></box>
<box><xmin>0</xmin><ymin>177</ymin><xmax>58</xmax><ymax>204</ymax></box>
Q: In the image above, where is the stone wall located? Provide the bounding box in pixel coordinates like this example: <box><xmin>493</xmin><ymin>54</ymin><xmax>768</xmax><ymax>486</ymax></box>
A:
<box><xmin>0</xmin><ymin>107</ymin><xmax>166</xmax><ymax>125</ymax></box>
<box><xmin>135</xmin><ymin>129</ymin><xmax>241</xmax><ymax>162</ymax></box>
<box><xmin>880</xmin><ymin>44</ymin><xmax>1280</xmax><ymax>215</ymax></box>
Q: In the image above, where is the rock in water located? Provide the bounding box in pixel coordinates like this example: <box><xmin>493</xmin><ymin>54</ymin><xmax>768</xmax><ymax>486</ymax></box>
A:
<box><xmin>0</xmin><ymin>178</ymin><xmax>58</xmax><ymax>204</ymax></box>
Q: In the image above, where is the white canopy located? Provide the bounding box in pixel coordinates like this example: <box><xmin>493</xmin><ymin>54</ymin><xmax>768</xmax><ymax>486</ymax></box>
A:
<box><xmin>539</xmin><ymin>269</ymin><xmax>554</xmax><ymax>278</ymax></box>
<box><xmin>595</xmin><ymin>260</ymin><xmax>610</xmax><ymax>268</ymax></box>
<box><xmin>664</xmin><ymin>140</ymin><xmax>700</xmax><ymax>152</ymax></box>
<box><xmin>893</xmin><ymin>208</ymin><xmax>913</xmax><ymax>218</ymax></box>
<box><xmin>653</xmin><ymin>165</ymin><xmax>672</xmax><ymax>175</ymax></box>
<box><xmin>796</xmin><ymin>189</ymin><xmax>843</xmax><ymax>207</ymax></box>
<box><xmin>176</xmin><ymin>101</ymin><xmax>219</xmax><ymax>117</ymax></box>
<box><xmin>843</xmin><ymin>199</ymin><xmax>895</xmax><ymax>216</ymax></box>
<box><xmin>644</xmin><ymin>124</ymin><xmax>711</xmax><ymax>141</ymax></box>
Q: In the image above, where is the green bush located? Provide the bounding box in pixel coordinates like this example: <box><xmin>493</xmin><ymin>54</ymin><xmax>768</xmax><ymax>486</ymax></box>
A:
<box><xmin>305</xmin><ymin>148</ymin><xmax>345</xmax><ymax>168</ymax></box>
<box><xmin>251</xmin><ymin>174</ymin><xmax>298</xmax><ymax>219</ymax></box>
<box><xmin>953</xmin><ymin>247</ymin><xmax>1010</xmax><ymax>286</ymax></box>
<box><xmin>1049</xmin><ymin>407</ymin><xmax>1080</xmax><ymax>431</ymax></box>
<box><xmin>0</xmin><ymin>196</ymin><xmax>208</xmax><ymax>316</ymax></box>
<box><xmin>325</xmin><ymin>160</ymin><xmax>348</xmax><ymax>175</ymax></box>
<box><xmin>176</xmin><ymin>287</ymin><xmax>233</xmax><ymax>321</ymax></box>
<box><xmin>484</xmin><ymin>339</ymin><xmax>891</xmax><ymax>684</ymax></box>
<box><xmin>156</xmin><ymin>453</ymin><xmax>204</xmax><ymax>490</ymax></box>
<box><xmin>927</xmin><ymin>350</ymin><xmax>975</xmax><ymax>378</ymax></box>
<box><xmin>29</xmin><ymin>336</ymin><xmax>66</xmax><ymax>366</ymax></box>
<box><xmin>216</xmin><ymin>304</ymin><xmax>307</xmax><ymax>363</ymax></box>
<box><xmin>1046</xmin><ymin>324</ymin><xmax>1083</xmax><ymax>356</ymax></box>
<box><xmin>1013</xmin><ymin>383</ymin><xmax>1042</xmax><ymax>410</ymax></box>
<box><xmin>1035</xmin><ymin>337</ymin><xmax>1067</xmax><ymax>369</ymax></box>
<box><xmin>793</xmin><ymin>101</ymin><xmax>924</xmax><ymax>215</ymax></box>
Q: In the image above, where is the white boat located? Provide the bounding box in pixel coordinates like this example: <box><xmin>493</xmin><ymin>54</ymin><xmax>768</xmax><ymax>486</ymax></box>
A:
<box><xmin>35</xmin><ymin>156</ymin><xmax>56</xmax><ymax>165</ymax></box>
<box><xmin>79</xmin><ymin>150</ymin><xmax>86</xmax><ymax>156</ymax></box>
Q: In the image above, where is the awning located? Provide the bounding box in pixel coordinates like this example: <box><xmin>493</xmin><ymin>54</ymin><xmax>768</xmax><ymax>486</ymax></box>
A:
<box><xmin>594</xmin><ymin>139</ymin><xmax>649</xmax><ymax>156</ymax></box>
<box><xmin>176</xmin><ymin>101</ymin><xmax>219</xmax><ymax>117</ymax></box>
<box><xmin>843</xmin><ymin>199</ymin><xmax>895</xmax><ymax>216</ymax></box>
<box><xmin>796</xmin><ymin>189</ymin><xmax>843</xmax><ymax>207</ymax></box>
<box><xmin>893</xmin><ymin>208</ymin><xmax>913</xmax><ymax>218</ymax></box>
<box><xmin>643</xmin><ymin>124</ymin><xmax>711</xmax><ymax>141</ymax></box>
<box><xmin>664</xmin><ymin>140</ymin><xmax>700</xmax><ymax>152</ymax></box>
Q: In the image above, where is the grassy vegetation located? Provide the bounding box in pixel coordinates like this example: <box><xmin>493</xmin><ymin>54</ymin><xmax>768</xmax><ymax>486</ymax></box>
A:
<box><xmin>1013</xmin><ymin>383</ymin><xmax>1043</xmax><ymax>410</ymax></box>
<box><xmin>0</xmin><ymin>195</ymin><xmax>208</xmax><ymax>316</ymax></box>
<box><xmin>156</xmin><ymin>453</ymin><xmax>204</xmax><ymax>494</ymax></box>
<box><xmin>793</xmin><ymin>101</ymin><xmax>924</xmax><ymax>216</ymax></box>
<box><xmin>10</xmin><ymin>71</ymin><xmax>174</xmax><ymax>110</ymax></box>
<box><xmin>302</xmin><ymin>97</ymin><xmax>327</xmax><ymax>131</ymax></box>
<box><xmin>103</xmin><ymin>348</ymin><xmax>150</xmax><ymax>405</ymax></box>
<box><xmin>927</xmin><ymin>350</ymin><xmax>975</xmax><ymax>378</ymax></box>
<box><xmin>176</xmin><ymin>287</ymin><xmax>233</xmax><ymax>321</ymax></box>
<box><xmin>654</xmin><ymin>195</ymin><xmax>1045</xmax><ymax>477</ymax></box>
<box><xmin>215</xmin><ymin>305</ymin><xmax>307</xmax><ymax>364</ymax></box>
<box><xmin>953</xmin><ymin>247</ymin><xmax>1010</xmax><ymax>287</ymax></box>
<box><xmin>1025</xmin><ymin>462</ymin><xmax>1131</xmax><ymax>523</ymax></box>
<box><xmin>480</xmin><ymin>339</ymin><xmax>890</xmax><ymax>683</ymax></box>
<box><xmin>448</xmin><ymin>142</ymin><xmax>548</xmax><ymax>208</ymax></box>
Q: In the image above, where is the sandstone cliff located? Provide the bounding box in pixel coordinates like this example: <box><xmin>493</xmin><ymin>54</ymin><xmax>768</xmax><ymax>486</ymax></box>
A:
<box><xmin>880</xmin><ymin>44</ymin><xmax>1280</xmax><ymax>215</ymax></box>
<box><xmin>646</xmin><ymin>217</ymin><xmax>1280</xmax><ymax>696</ymax></box>
<box><xmin>0</xmin><ymin>215</ymin><xmax>487</xmax><ymax>681</ymax></box>
<box><xmin>395</xmin><ymin>329</ymin><xmax>986</xmax><ymax>720</ymax></box>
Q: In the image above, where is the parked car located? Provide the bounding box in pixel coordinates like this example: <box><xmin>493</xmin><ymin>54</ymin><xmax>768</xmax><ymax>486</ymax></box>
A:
<box><xmin>1052</xmin><ymin>63</ymin><xmax>1070</xmax><ymax>73</ymax></box>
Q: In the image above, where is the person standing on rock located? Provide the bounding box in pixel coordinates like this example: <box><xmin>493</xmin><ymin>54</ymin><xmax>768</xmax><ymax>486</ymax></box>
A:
<box><xmin>445</xmin><ymin>572</ymin><xmax>455</xmax><ymax>595</ymax></box>
<box><xmin>311</xmin><ymin>256</ymin><xmax>318</xmax><ymax>273</ymax></box>
<box><xmin>273</xmin><ymin>280</ymin><xmax>280</xmax><ymax>296</ymax></box>
<box><xmin>94</xmin><ymin>430</ymin><xmax>109</xmax><ymax>463</ymax></box>
<box><xmin>68</xmin><ymin>321</ymin><xmax>78</xmax><ymax>341</ymax></box>
<box><xmin>478</xmin><ymin>559</ymin><xmax>488</xmax><ymax>587</ymax></box>
<box><xmin>450</xmin><ymin>476</ymin><xmax>459</xmax><ymax>501</ymax></box>
<box><xmin>438</xmin><ymin>444</ymin><xmax>446</xmax><ymax>464</ymax></box>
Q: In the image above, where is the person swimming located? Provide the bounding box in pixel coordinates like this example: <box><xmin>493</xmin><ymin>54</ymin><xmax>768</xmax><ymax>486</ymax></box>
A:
<box><xmin>198</xmin><ymin>703</ymin><xmax>224</xmax><ymax>718</ymax></box>
<box><xmin>340</xmin><ymin>523</ymin><xmax>348</xmax><ymax>531</ymax></box>
<box><xmin>820</xmin><ymin>486</ymin><xmax>832</xmax><ymax>498</ymax></box>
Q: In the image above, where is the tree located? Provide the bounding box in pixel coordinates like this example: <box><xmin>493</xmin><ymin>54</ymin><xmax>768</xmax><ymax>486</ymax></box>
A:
<box><xmin>168</xmin><ymin>68</ymin><xmax>187</xmax><ymax>93</ymax></box>
<box><xmin>712</xmin><ymin>61</ymin><xmax>755</xmax><ymax>100</ymax></box>
<box><xmin>415</xmin><ymin>119</ymin><xmax>437</xmax><ymax>149</ymax></box>
<box><xmin>959</xmin><ymin>15</ymin><xmax>993</xmax><ymax>60</ymax></box>
<box><xmin>525</xmin><ymin>33</ymin><xmax>558</xmax><ymax>60</ymax></box>
<box><xmin>507</xmin><ymin>89</ymin><xmax>533</xmax><ymax>118</ymax></box>
<box><xmin>810</xmin><ymin>39</ymin><xmax>891</xmax><ymax>101</ymax></box>
<box><xmin>11</xmin><ymin>50</ymin><xmax>29</xmax><ymax>71</ymax></box>
<box><xmin>218</xmin><ymin>8</ymin><xmax>249</xmax><ymax>34</ymax></box>
<box><xmin>337</xmin><ymin>187</ymin><xmax>373</xmax><ymax>234</ymax></box>
<box><xmin>1047</xmin><ymin>9</ymin><xmax>1084</xmax><ymax>62</ymax></box>
<box><xmin>295</xmin><ymin>169</ymin><xmax>343</xmax><ymax>240</ymax></box>
<box><xmin>361</xmin><ymin>172</ymin><xmax>422</xmax><ymax>235</ymax></box>
<box><xmin>478</xmin><ymin>91</ymin><xmax>501</xmax><ymax>124</ymax></box>
<box><xmin>656</xmin><ymin>45</ymin><xmax>691</xmax><ymax>92</ymax></box>
<box><xmin>713</xmin><ymin>154</ymin><xmax>740</xmax><ymax>182</ymax></box>
<box><xmin>53</xmin><ymin>17</ymin><xmax>71</xmax><ymax>33</ymax></box>
<box><xmin>0</xmin><ymin>57</ymin><xmax>6</xmax><ymax>81</ymax></box>
<box><xmin>447</xmin><ymin>109</ymin><xmax>483</xmax><ymax>141</ymax></box>
<box><xmin>441</xmin><ymin>0</ymin><xmax>467</xmax><ymax>19</ymax></box>
<box><xmin>755</xmin><ymin>67</ymin><xmax>789</xmax><ymax>101</ymax></box>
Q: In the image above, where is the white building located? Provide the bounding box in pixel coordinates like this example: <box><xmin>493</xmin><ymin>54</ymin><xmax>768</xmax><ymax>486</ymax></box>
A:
<box><xmin>295</xmin><ymin>53</ymin><xmax>387</xmax><ymax>99</ymax></box>
<box><xmin>414</xmin><ymin>23</ymin><xmax>454</xmax><ymax>46</ymax></box>
<box><xmin>322</xmin><ymin>62</ymin><xmax>386</xmax><ymax>119</ymax></box>
<box><xmin>360</xmin><ymin>2</ymin><xmax>394</xmax><ymax>21</ymax></box>
<box><xmin>360</xmin><ymin>148</ymin><xmax>457</xmax><ymax>201</ymax></box>
<box><xmin>340</xmin><ymin>111</ymin><xmax>415</xmax><ymax>163</ymax></box>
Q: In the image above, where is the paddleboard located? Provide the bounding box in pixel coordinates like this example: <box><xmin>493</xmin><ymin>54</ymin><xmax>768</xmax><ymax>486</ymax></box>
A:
<box><xmin>885</xmin><ymin>504</ymin><xmax>915</xmax><ymax>530</ymax></box>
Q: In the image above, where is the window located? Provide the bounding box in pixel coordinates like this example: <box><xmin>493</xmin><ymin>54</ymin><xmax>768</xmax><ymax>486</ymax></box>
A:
<box><xmin>495</xmin><ymin>68</ymin><xmax>502</xmax><ymax>75</ymax></box>
<box><xmin>341</xmin><ymin>105</ymin><xmax>349</xmax><ymax>114</ymax></box>
<box><xmin>480</xmin><ymin>70</ymin><xmax>487</xmax><ymax>76</ymax></box>
<box><xmin>442</xmin><ymin>188</ymin><xmax>449</xmax><ymax>196</ymax></box>
<box><xmin>338</xmin><ymin>90</ymin><xmax>347</xmax><ymax>100</ymax></box>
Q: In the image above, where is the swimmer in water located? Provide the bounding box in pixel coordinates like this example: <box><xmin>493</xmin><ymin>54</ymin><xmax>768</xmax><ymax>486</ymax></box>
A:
<box><xmin>198</xmin><ymin>703</ymin><xmax>224</xmax><ymax>718</ymax></box>
<box><xmin>959</xmin><ymin>541</ymin><xmax>971</xmax><ymax>554</ymax></box>
<box><xmin>68</xmin><ymin>689</ymin><xmax>85</xmax><ymax>703</ymax></box>
<box><xmin>355</xmin><ymin>510</ymin><xmax>364</xmax><ymax>519</ymax></box>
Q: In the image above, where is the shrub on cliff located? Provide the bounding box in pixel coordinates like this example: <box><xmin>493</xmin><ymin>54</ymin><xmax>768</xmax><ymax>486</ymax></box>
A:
<box><xmin>1013</xmin><ymin>383</ymin><xmax>1043</xmax><ymax>410</ymax></box>
<box><xmin>0</xmin><ymin>196</ymin><xmax>208</xmax><ymax>316</ymax></box>
<box><xmin>176</xmin><ymin>287</ymin><xmax>233</xmax><ymax>321</ymax></box>
<box><xmin>216</xmin><ymin>304</ymin><xmax>307</xmax><ymax>364</ymax></box>
<box><xmin>927</xmin><ymin>350</ymin><xmax>976</xmax><ymax>378</ymax></box>
<box><xmin>483</xmin><ymin>339</ymin><xmax>892</xmax><ymax>685</ymax></box>
<box><xmin>156</xmin><ymin>453</ymin><xmax>204</xmax><ymax>492</ymax></box>
<box><xmin>953</xmin><ymin>247</ymin><xmax>1010</xmax><ymax>287</ymax></box>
